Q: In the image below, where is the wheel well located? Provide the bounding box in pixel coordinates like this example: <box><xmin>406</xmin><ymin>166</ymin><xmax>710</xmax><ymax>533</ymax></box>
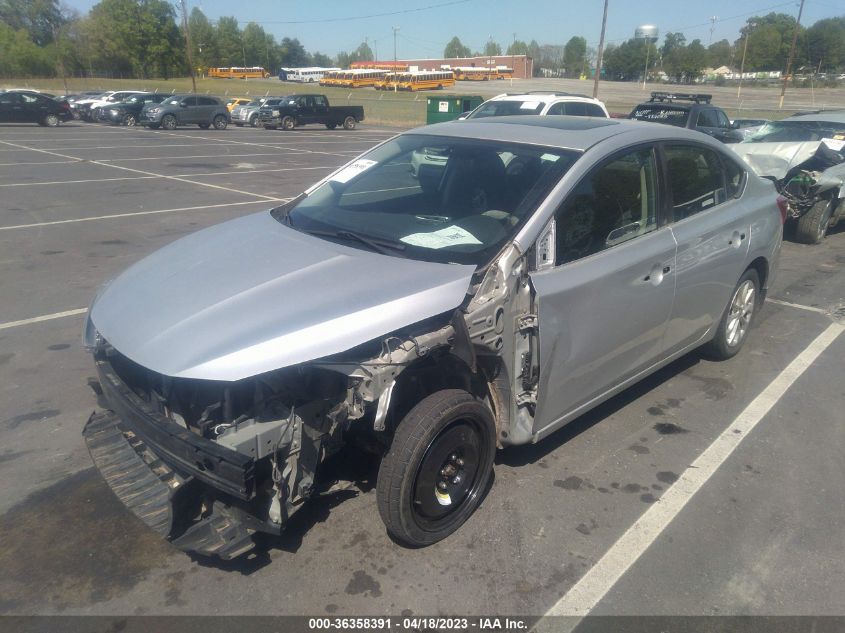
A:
<box><xmin>747</xmin><ymin>256</ymin><xmax>769</xmax><ymax>291</ymax></box>
<box><xmin>386</xmin><ymin>352</ymin><xmax>491</xmax><ymax>432</ymax></box>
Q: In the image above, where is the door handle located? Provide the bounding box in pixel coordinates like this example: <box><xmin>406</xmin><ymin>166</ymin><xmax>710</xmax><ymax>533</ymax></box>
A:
<box><xmin>729</xmin><ymin>231</ymin><xmax>747</xmax><ymax>247</ymax></box>
<box><xmin>643</xmin><ymin>263</ymin><xmax>670</xmax><ymax>286</ymax></box>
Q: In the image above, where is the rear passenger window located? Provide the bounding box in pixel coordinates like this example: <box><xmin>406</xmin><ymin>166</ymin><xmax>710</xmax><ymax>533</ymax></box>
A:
<box><xmin>696</xmin><ymin>109</ymin><xmax>719</xmax><ymax>127</ymax></box>
<box><xmin>584</xmin><ymin>104</ymin><xmax>605</xmax><ymax>117</ymax></box>
<box><xmin>665</xmin><ymin>145</ymin><xmax>729</xmax><ymax>220</ymax></box>
<box><xmin>555</xmin><ymin>148</ymin><xmax>658</xmax><ymax>265</ymax></box>
<box><xmin>565</xmin><ymin>102</ymin><xmax>587</xmax><ymax>116</ymax></box>
<box><xmin>547</xmin><ymin>103</ymin><xmax>565</xmax><ymax>115</ymax></box>
<box><xmin>197</xmin><ymin>97</ymin><xmax>217</xmax><ymax>106</ymax></box>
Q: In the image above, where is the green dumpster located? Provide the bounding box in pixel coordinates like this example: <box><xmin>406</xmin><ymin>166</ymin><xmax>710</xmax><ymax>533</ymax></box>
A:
<box><xmin>426</xmin><ymin>95</ymin><xmax>484</xmax><ymax>124</ymax></box>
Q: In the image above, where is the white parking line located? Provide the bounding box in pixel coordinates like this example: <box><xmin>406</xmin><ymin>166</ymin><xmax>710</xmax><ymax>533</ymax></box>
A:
<box><xmin>0</xmin><ymin>159</ymin><xmax>79</xmax><ymax>167</ymax></box>
<box><xmin>100</xmin><ymin>151</ymin><xmax>320</xmax><ymax>162</ymax></box>
<box><xmin>766</xmin><ymin>297</ymin><xmax>830</xmax><ymax>315</ymax></box>
<box><xmin>0</xmin><ymin>308</ymin><xmax>88</xmax><ymax>331</ymax></box>
<box><xmin>0</xmin><ymin>199</ymin><xmax>285</xmax><ymax>231</ymax></box>
<box><xmin>0</xmin><ymin>165</ymin><xmax>336</xmax><ymax>188</ymax></box>
<box><xmin>0</xmin><ymin>139</ymin><xmax>285</xmax><ymax>202</ymax></box>
<box><xmin>543</xmin><ymin>321</ymin><xmax>844</xmax><ymax>620</ymax></box>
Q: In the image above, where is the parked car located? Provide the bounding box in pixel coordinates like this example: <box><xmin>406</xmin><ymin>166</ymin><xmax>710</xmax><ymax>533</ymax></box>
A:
<box><xmin>629</xmin><ymin>92</ymin><xmax>744</xmax><ymax>143</ymax></box>
<box><xmin>258</xmin><ymin>94</ymin><xmax>364</xmax><ymax>130</ymax></box>
<box><xmin>231</xmin><ymin>97</ymin><xmax>278</xmax><ymax>127</ymax></box>
<box><xmin>225</xmin><ymin>97</ymin><xmax>251</xmax><ymax>112</ymax></box>
<box><xmin>731</xmin><ymin>110</ymin><xmax>845</xmax><ymax>243</ymax></box>
<box><xmin>66</xmin><ymin>91</ymin><xmax>107</xmax><ymax>119</ymax></box>
<box><xmin>98</xmin><ymin>92</ymin><xmax>169</xmax><ymax>126</ymax></box>
<box><xmin>0</xmin><ymin>90</ymin><xmax>73</xmax><ymax>126</ymax></box>
<box><xmin>140</xmin><ymin>94</ymin><xmax>230</xmax><ymax>130</ymax></box>
<box><xmin>85</xmin><ymin>91</ymin><xmax>145</xmax><ymax>122</ymax></box>
<box><xmin>83</xmin><ymin>116</ymin><xmax>782</xmax><ymax>559</ymax></box>
<box><xmin>462</xmin><ymin>92</ymin><xmax>609</xmax><ymax>119</ymax></box>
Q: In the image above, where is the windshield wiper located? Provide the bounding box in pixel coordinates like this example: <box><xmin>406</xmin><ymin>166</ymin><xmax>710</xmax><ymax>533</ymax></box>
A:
<box><xmin>301</xmin><ymin>228</ymin><xmax>407</xmax><ymax>257</ymax></box>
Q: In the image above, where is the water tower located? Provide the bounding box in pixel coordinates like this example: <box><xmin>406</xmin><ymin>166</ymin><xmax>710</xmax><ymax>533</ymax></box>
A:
<box><xmin>635</xmin><ymin>25</ymin><xmax>659</xmax><ymax>43</ymax></box>
<box><xmin>635</xmin><ymin>25</ymin><xmax>659</xmax><ymax>89</ymax></box>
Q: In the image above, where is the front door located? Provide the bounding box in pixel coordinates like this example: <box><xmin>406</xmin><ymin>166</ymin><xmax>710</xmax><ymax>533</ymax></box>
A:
<box><xmin>531</xmin><ymin>146</ymin><xmax>677</xmax><ymax>436</ymax></box>
<box><xmin>179</xmin><ymin>96</ymin><xmax>199</xmax><ymax>124</ymax></box>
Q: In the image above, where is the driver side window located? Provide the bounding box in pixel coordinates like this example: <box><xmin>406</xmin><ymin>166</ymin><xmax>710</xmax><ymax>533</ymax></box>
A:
<box><xmin>555</xmin><ymin>147</ymin><xmax>659</xmax><ymax>266</ymax></box>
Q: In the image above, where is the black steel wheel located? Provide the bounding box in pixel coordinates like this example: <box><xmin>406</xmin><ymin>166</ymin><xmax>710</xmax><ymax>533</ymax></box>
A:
<box><xmin>377</xmin><ymin>389</ymin><xmax>496</xmax><ymax>547</ymax></box>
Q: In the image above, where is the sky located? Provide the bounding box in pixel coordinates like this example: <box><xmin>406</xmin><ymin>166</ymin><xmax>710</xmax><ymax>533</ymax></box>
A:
<box><xmin>65</xmin><ymin>0</ymin><xmax>841</xmax><ymax>59</ymax></box>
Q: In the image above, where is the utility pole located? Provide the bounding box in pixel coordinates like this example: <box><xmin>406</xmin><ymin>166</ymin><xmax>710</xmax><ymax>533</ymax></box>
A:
<box><xmin>779</xmin><ymin>0</ymin><xmax>804</xmax><ymax>109</ymax></box>
<box><xmin>709</xmin><ymin>15</ymin><xmax>718</xmax><ymax>46</ymax></box>
<box><xmin>736</xmin><ymin>21</ymin><xmax>755</xmax><ymax>99</ymax></box>
<box><xmin>593</xmin><ymin>0</ymin><xmax>608</xmax><ymax>99</ymax></box>
<box><xmin>392</xmin><ymin>26</ymin><xmax>400</xmax><ymax>62</ymax></box>
<box><xmin>179</xmin><ymin>0</ymin><xmax>197</xmax><ymax>93</ymax></box>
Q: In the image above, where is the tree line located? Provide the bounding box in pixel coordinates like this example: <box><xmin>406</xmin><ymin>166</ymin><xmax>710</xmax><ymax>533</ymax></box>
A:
<box><xmin>2</xmin><ymin>0</ymin><xmax>843</xmax><ymax>83</ymax></box>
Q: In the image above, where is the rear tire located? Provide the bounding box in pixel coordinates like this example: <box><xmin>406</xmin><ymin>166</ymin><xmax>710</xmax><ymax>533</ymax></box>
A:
<box><xmin>376</xmin><ymin>389</ymin><xmax>496</xmax><ymax>547</ymax></box>
<box><xmin>281</xmin><ymin>116</ymin><xmax>295</xmax><ymax>131</ymax></box>
<box><xmin>212</xmin><ymin>115</ymin><xmax>227</xmax><ymax>130</ymax></box>
<box><xmin>43</xmin><ymin>113</ymin><xmax>60</xmax><ymax>127</ymax></box>
<box><xmin>702</xmin><ymin>268</ymin><xmax>760</xmax><ymax>361</ymax></box>
<box><xmin>342</xmin><ymin>116</ymin><xmax>356</xmax><ymax>130</ymax></box>
<box><xmin>795</xmin><ymin>198</ymin><xmax>836</xmax><ymax>244</ymax></box>
<box><xmin>161</xmin><ymin>114</ymin><xmax>177</xmax><ymax>130</ymax></box>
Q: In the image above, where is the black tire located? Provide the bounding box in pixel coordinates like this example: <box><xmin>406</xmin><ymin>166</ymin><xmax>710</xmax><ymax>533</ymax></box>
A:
<box><xmin>342</xmin><ymin>116</ymin><xmax>356</xmax><ymax>130</ymax></box>
<box><xmin>212</xmin><ymin>115</ymin><xmax>227</xmax><ymax>130</ymax></box>
<box><xmin>702</xmin><ymin>268</ymin><xmax>760</xmax><ymax>361</ymax></box>
<box><xmin>123</xmin><ymin>113</ymin><xmax>137</xmax><ymax>127</ymax></box>
<box><xmin>281</xmin><ymin>116</ymin><xmax>295</xmax><ymax>131</ymax></box>
<box><xmin>161</xmin><ymin>114</ymin><xmax>177</xmax><ymax>130</ymax></box>
<box><xmin>377</xmin><ymin>389</ymin><xmax>496</xmax><ymax>547</ymax></box>
<box><xmin>325</xmin><ymin>123</ymin><xmax>337</xmax><ymax>130</ymax></box>
<box><xmin>43</xmin><ymin>113</ymin><xmax>60</xmax><ymax>127</ymax></box>
<box><xmin>795</xmin><ymin>197</ymin><xmax>836</xmax><ymax>244</ymax></box>
<box><xmin>249</xmin><ymin>114</ymin><xmax>258</xmax><ymax>127</ymax></box>
<box><xmin>831</xmin><ymin>198</ymin><xmax>845</xmax><ymax>228</ymax></box>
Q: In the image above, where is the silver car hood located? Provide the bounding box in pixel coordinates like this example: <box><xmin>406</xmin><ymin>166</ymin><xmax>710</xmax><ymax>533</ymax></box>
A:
<box><xmin>90</xmin><ymin>211</ymin><xmax>475</xmax><ymax>381</ymax></box>
<box><xmin>731</xmin><ymin>141</ymin><xmax>827</xmax><ymax>179</ymax></box>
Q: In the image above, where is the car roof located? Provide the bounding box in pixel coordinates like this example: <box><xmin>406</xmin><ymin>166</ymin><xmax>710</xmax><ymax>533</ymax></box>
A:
<box><xmin>782</xmin><ymin>109</ymin><xmax>845</xmax><ymax>124</ymax></box>
<box><xmin>411</xmin><ymin>115</ymin><xmax>719</xmax><ymax>151</ymax></box>
<box><xmin>489</xmin><ymin>92</ymin><xmax>601</xmax><ymax>103</ymax></box>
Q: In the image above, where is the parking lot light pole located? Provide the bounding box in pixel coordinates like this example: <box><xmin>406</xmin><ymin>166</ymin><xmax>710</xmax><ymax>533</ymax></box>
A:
<box><xmin>779</xmin><ymin>0</ymin><xmax>805</xmax><ymax>109</ymax></box>
<box><xmin>736</xmin><ymin>21</ymin><xmax>755</xmax><ymax>100</ymax></box>
<box><xmin>179</xmin><ymin>0</ymin><xmax>197</xmax><ymax>94</ymax></box>
<box><xmin>593</xmin><ymin>0</ymin><xmax>609</xmax><ymax>99</ymax></box>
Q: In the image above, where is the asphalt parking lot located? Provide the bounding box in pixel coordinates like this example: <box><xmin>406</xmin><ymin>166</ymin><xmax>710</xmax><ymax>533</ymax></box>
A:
<box><xmin>0</xmin><ymin>120</ymin><xmax>843</xmax><ymax>623</ymax></box>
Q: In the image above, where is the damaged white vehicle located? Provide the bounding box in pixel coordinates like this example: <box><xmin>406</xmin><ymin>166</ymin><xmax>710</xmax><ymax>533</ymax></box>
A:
<box><xmin>83</xmin><ymin>117</ymin><xmax>782</xmax><ymax>559</ymax></box>
<box><xmin>731</xmin><ymin>110</ymin><xmax>845</xmax><ymax>243</ymax></box>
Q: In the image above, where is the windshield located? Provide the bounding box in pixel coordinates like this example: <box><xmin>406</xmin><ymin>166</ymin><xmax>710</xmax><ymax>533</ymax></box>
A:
<box><xmin>629</xmin><ymin>105</ymin><xmax>689</xmax><ymax>127</ymax></box>
<box><xmin>276</xmin><ymin>134</ymin><xmax>579</xmax><ymax>265</ymax></box>
<box><xmin>468</xmin><ymin>100</ymin><xmax>546</xmax><ymax>118</ymax></box>
<box><xmin>247</xmin><ymin>100</ymin><xmax>262</xmax><ymax>106</ymax></box>
<box><xmin>743</xmin><ymin>119</ymin><xmax>845</xmax><ymax>143</ymax></box>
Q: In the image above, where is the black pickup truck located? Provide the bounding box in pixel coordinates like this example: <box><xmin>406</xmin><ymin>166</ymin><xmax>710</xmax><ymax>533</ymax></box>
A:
<box><xmin>258</xmin><ymin>94</ymin><xmax>364</xmax><ymax>130</ymax></box>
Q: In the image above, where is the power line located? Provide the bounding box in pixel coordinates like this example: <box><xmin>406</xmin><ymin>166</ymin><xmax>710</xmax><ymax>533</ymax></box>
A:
<box><xmin>243</xmin><ymin>0</ymin><xmax>473</xmax><ymax>25</ymax></box>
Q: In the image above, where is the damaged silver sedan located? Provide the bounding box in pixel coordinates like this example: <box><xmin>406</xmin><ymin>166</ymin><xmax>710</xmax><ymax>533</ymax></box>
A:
<box><xmin>83</xmin><ymin>116</ymin><xmax>783</xmax><ymax>559</ymax></box>
<box><xmin>731</xmin><ymin>110</ymin><xmax>845</xmax><ymax>244</ymax></box>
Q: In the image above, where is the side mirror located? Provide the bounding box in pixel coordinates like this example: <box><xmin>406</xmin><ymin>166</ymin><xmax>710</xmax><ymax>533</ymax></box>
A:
<box><xmin>729</xmin><ymin>121</ymin><xmax>740</xmax><ymax>129</ymax></box>
<box><xmin>179</xmin><ymin>102</ymin><xmax>188</xmax><ymax>107</ymax></box>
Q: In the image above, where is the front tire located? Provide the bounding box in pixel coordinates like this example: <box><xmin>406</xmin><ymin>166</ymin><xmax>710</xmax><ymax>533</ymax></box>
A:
<box><xmin>161</xmin><ymin>114</ymin><xmax>177</xmax><ymax>130</ymax></box>
<box><xmin>377</xmin><ymin>389</ymin><xmax>496</xmax><ymax>547</ymax></box>
<box><xmin>702</xmin><ymin>268</ymin><xmax>760</xmax><ymax>360</ymax></box>
<box><xmin>212</xmin><ymin>115</ymin><xmax>227</xmax><ymax>130</ymax></box>
<box><xmin>281</xmin><ymin>116</ymin><xmax>295</xmax><ymax>131</ymax></box>
<box><xmin>343</xmin><ymin>116</ymin><xmax>356</xmax><ymax>130</ymax></box>
<box><xmin>249</xmin><ymin>114</ymin><xmax>258</xmax><ymax>127</ymax></box>
<box><xmin>123</xmin><ymin>113</ymin><xmax>137</xmax><ymax>126</ymax></box>
<box><xmin>795</xmin><ymin>197</ymin><xmax>835</xmax><ymax>244</ymax></box>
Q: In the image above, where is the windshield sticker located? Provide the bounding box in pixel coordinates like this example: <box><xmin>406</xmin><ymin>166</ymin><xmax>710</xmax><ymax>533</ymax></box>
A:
<box><xmin>520</xmin><ymin>101</ymin><xmax>541</xmax><ymax>110</ymax></box>
<box><xmin>821</xmin><ymin>138</ymin><xmax>845</xmax><ymax>152</ymax></box>
<box><xmin>400</xmin><ymin>225</ymin><xmax>482</xmax><ymax>249</ymax></box>
<box><xmin>330</xmin><ymin>159</ymin><xmax>377</xmax><ymax>184</ymax></box>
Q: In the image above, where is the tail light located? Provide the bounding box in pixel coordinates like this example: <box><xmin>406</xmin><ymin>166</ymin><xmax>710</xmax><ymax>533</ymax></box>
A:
<box><xmin>776</xmin><ymin>195</ymin><xmax>788</xmax><ymax>224</ymax></box>
<box><xmin>60</xmin><ymin>101</ymin><xmax>70</xmax><ymax>110</ymax></box>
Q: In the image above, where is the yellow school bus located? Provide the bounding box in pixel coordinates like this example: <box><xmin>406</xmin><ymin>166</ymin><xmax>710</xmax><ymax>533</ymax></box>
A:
<box><xmin>453</xmin><ymin>67</ymin><xmax>497</xmax><ymax>81</ymax></box>
<box><xmin>397</xmin><ymin>70</ymin><xmax>456</xmax><ymax>91</ymax></box>
<box><xmin>336</xmin><ymin>69</ymin><xmax>388</xmax><ymax>88</ymax></box>
<box><xmin>208</xmin><ymin>66</ymin><xmax>271</xmax><ymax>79</ymax></box>
<box><xmin>319</xmin><ymin>70</ymin><xmax>343</xmax><ymax>86</ymax></box>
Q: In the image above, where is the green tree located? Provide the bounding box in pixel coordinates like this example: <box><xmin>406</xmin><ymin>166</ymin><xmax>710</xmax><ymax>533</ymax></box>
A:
<box><xmin>736</xmin><ymin>13</ymin><xmax>804</xmax><ymax>71</ymax></box>
<box><xmin>242</xmin><ymin>22</ymin><xmax>268</xmax><ymax>67</ymax></box>
<box><xmin>136</xmin><ymin>0</ymin><xmax>182</xmax><ymax>79</ymax></box>
<box><xmin>0</xmin><ymin>0</ymin><xmax>63</xmax><ymax>46</ymax></box>
<box><xmin>444</xmin><ymin>36</ymin><xmax>471</xmax><ymax>58</ymax></box>
<box><xmin>0</xmin><ymin>21</ymin><xmax>53</xmax><ymax>76</ymax></box>
<box><xmin>354</xmin><ymin>41</ymin><xmax>374</xmax><ymax>62</ymax></box>
<box><xmin>507</xmin><ymin>39</ymin><xmax>528</xmax><ymax>56</ymax></box>
<box><xmin>661</xmin><ymin>32</ymin><xmax>686</xmax><ymax>58</ymax></box>
<box><xmin>707</xmin><ymin>39</ymin><xmax>733</xmax><ymax>68</ymax></box>
<box><xmin>188</xmin><ymin>7</ymin><xmax>218</xmax><ymax>70</ymax></box>
<box><xmin>215</xmin><ymin>16</ymin><xmax>242</xmax><ymax>66</ymax></box>
<box><xmin>604</xmin><ymin>38</ymin><xmax>654</xmax><ymax>81</ymax></box>
<box><xmin>483</xmin><ymin>39</ymin><xmax>501</xmax><ymax>56</ymax></box>
<box><xmin>279</xmin><ymin>37</ymin><xmax>309</xmax><ymax>66</ymax></box>
<box><xmin>312</xmin><ymin>51</ymin><xmax>333</xmax><ymax>67</ymax></box>
<box><xmin>805</xmin><ymin>17</ymin><xmax>845</xmax><ymax>73</ymax></box>
<box><xmin>563</xmin><ymin>36</ymin><xmax>587</xmax><ymax>78</ymax></box>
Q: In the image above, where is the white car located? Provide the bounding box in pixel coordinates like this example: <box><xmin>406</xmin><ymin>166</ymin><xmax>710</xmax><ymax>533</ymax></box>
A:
<box><xmin>463</xmin><ymin>92</ymin><xmax>609</xmax><ymax>119</ymax></box>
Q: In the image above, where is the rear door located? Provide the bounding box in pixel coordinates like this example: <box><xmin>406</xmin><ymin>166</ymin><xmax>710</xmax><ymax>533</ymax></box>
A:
<box><xmin>0</xmin><ymin>92</ymin><xmax>22</xmax><ymax>122</ymax></box>
<box><xmin>196</xmin><ymin>97</ymin><xmax>218</xmax><ymax>123</ymax></box>
<box><xmin>313</xmin><ymin>95</ymin><xmax>329</xmax><ymax>123</ymax></box>
<box><xmin>695</xmin><ymin>108</ymin><xmax>732</xmax><ymax>142</ymax></box>
<box><xmin>530</xmin><ymin>145</ymin><xmax>677</xmax><ymax>436</ymax></box>
<box><xmin>661</xmin><ymin>142</ymin><xmax>751</xmax><ymax>354</ymax></box>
